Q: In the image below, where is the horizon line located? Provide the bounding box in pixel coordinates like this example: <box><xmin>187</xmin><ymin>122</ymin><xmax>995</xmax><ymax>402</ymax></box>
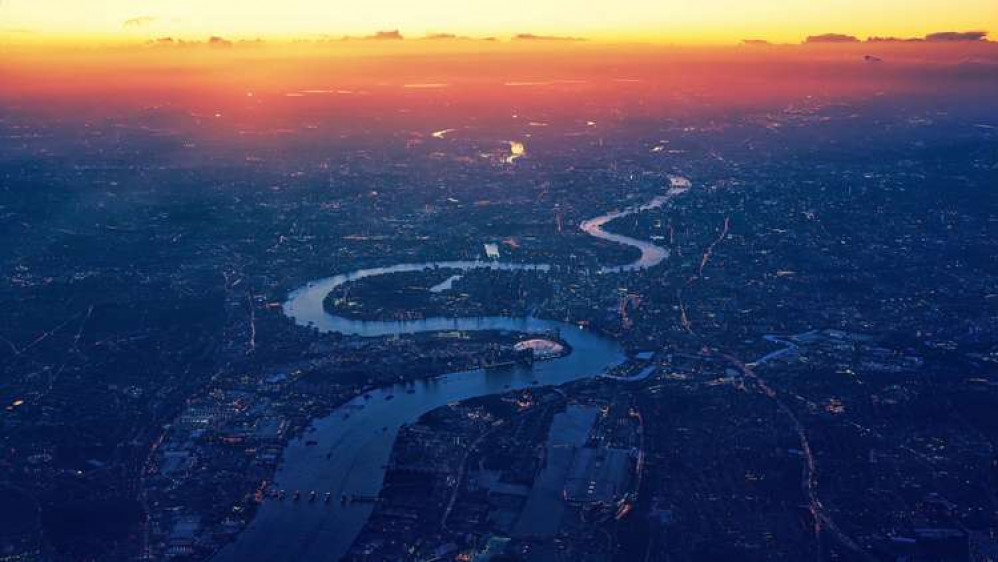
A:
<box><xmin>1</xmin><ymin>29</ymin><xmax>993</xmax><ymax>49</ymax></box>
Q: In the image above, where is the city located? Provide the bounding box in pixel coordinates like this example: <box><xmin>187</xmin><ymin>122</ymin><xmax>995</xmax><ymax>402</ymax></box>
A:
<box><xmin>1</xmin><ymin>11</ymin><xmax>997</xmax><ymax>562</ymax></box>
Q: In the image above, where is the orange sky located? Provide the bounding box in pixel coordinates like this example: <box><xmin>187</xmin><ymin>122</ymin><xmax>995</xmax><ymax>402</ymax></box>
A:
<box><xmin>0</xmin><ymin>0</ymin><xmax>995</xmax><ymax>44</ymax></box>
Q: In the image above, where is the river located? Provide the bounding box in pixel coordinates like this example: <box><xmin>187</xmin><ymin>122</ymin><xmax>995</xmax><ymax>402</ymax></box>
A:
<box><xmin>580</xmin><ymin>181</ymin><xmax>689</xmax><ymax>273</ymax></box>
<box><xmin>214</xmin><ymin>178</ymin><xmax>689</xmax><ymax>562</ymax></box>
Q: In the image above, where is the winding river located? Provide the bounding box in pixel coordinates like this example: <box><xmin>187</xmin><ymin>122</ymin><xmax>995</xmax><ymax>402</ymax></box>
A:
<box><xmin>214</xmin><ymin>180</ymin><xmax>689</xmax><ymax>562</ymax></box>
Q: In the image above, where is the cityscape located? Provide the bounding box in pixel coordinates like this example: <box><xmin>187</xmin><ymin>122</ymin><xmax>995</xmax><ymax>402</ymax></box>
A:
<box><xmin>1</xmin><ymin>3</ymin><xmax>997</xmax><ymax>561</ymax></box>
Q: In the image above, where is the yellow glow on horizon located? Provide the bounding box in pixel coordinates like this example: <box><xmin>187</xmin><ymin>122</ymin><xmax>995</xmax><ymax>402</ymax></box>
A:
<box><xmin>0</xmin><ymin>0</ymin><xmax>995</xmax><ymax>45</ymax></box>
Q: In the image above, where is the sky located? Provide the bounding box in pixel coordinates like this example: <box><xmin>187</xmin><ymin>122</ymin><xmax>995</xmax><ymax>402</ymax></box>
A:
<box><xmin>0</xmin><ymin>0</ymin><xmax>995</xmax><ymax>44</ymax></box>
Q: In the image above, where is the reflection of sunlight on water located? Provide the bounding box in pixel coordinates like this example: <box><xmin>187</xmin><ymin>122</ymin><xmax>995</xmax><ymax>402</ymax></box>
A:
<box><xmin>506</xmin><ymin>141</ymin><xmax>525</xmax><ymax>163</ymax></box>
<box><xmin>431</xmin><ymin>128</ymin><xmax>456</xmax><ymax>139</ymax></box>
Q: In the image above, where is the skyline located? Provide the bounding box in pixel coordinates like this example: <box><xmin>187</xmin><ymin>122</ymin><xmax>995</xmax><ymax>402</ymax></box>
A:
<box><xmin>1</xmin><ymin>0</ymin><xmax>996</xmax><ymax>45</ymax></box>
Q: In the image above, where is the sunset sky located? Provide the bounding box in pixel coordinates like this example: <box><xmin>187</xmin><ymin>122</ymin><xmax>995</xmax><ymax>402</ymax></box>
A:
<box><xmin>0</xmin><ymin>0</ymin><xmax>995</xmax><ymax>44</ymax></box>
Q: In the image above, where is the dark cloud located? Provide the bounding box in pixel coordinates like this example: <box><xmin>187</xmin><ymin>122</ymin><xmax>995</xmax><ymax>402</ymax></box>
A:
<box><xmin>146</xmin><ymin>36</ymin><xmax>258</xmax><ymax>48</ymax></box>
<box><xmin>123</xmin><ymin>16</ymin><xmax>158</xmax><ymax>29</ymax></box>
<box><xmin>741</xmin><ymin>39</ymin><xmax>772</xmax><ymax>46</ymax></box>
<box><xmin>365</xmin><ymin>30</ymin><xmax>403</xmax><ymax>40</ymax></box>
<box><xmin>208</xmin><ymin>36</ymin><xmax>233</xmax><ymax>48</ymax></box>
<box><xmin>866</xmin><ymin>36</ymin><xmax>920</xmax><ymax>42</ymax></box>
<box><xmin>144</xmin><ymin>37</ymin><xmax>191</xmax><ymax>48</ymax></box>
<box><xmin>925</xmin><ymin>31</ymin><xmax>988</xmax><ymax>42</ymax></box>
<box><xmin>805</xmin><ymin>33</ymin><xmax>860</xmax><ymax>44</ymax></box>
<box><xmin>867</xmin><ymin>31</ymin><xmax>989</xmax><ymax>43</ymax></box>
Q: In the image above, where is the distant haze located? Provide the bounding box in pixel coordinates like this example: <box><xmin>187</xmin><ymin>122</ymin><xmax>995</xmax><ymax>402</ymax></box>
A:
<box><xmin>0</xmin><ymin>0</ymin><xmax>995</xmax><ymax>45</ymax></box>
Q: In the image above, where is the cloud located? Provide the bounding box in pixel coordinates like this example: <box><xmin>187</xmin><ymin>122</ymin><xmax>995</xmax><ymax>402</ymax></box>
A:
<box><xmin>866</xmin><ymin>36</ymin><xmax>920</xmax><ymax>42</ymax></box>
<box><xmin>805</xmin><ymin>33</ymin><xmax>860</xmax><ymax>43</ymax></box>
<box><xmin>513</xmin><ymin>33</ymin><xmax>585</xmax><ymax>41</ymax></box>
<box><xmin>123</xmin><ymin>16</ymin><xmax>158</xmax><ymax>29</ymax></box>
<box><xmin>208</xmin><ymin>36</ymin><xmax>233</xmax><ymax>47</ymax></box>
<box><xmin>741</xmin><ymin>39</ymin><xmax>771</xmax><ymax>46</ymax></box>
<box><xmin>143</xmin><ymin>36</ymin><xmax>265</xmax><ymax>49</ymax></box>
<box><xmin>365</xmin><ymin>30</ymin><xmax>403</xmax><ymax>40</ymax></box>
<box><xmin>925</xmin><ymin>31</ymin><xmax>988</xmax><ymax>42</ymax></box>
<box><xmin>287</xmin><ymin>31</ymin><xmax>403</xmax><ymax>42</ymax></box>
<box><xmin>866</xmin><ymin>31</ymin><xmax>990</xmax><ymax>43</ymax></box>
